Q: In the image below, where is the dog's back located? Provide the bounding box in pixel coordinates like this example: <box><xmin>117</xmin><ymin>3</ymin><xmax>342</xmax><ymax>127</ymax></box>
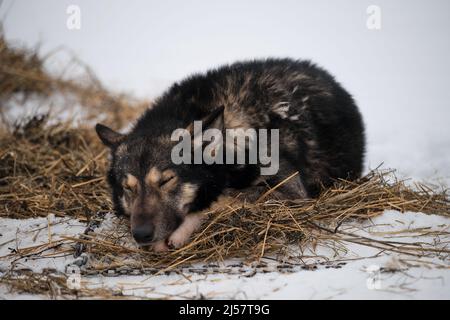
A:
<box><xmin>135</xmin><ymin>58</ymin><xmax>365</xmax><ymax>197</ymax></box>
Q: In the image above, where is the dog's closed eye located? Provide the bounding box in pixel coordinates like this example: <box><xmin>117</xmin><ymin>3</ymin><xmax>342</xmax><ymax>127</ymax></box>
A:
<box><xmin>123</xmin><ymin>174</ymin><xmax>138</xmax><ymax>195</ymax></box>
<box><xmin>123</xmin><ymin>184</ymin><xmax>133</xmax><ymax>193</ymax></box>
<box><xmin>160</xmin><ymin>170</ymin><xmax>177</xmax><ymax>189</ymax></box>
<box><xmin>160</xmin><ymin>175</ymin><xmax>175</xmax><ymax>186</ymax></box>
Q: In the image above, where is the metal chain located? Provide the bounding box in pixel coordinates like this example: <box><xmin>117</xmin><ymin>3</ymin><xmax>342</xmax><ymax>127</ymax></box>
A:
<box><xmin>68</xmin><ymin>211</ymin><xmax>346</xmax><ymax>277</ymax></box>
<box><xmin>73</xmin><ymin>211</ymin><xmax>107</xmax><ymax>259</ymax></box>
<box><xmin>76</xmin><ymin>261</ymin><xmax>345</xmax><ymax>278</ymax></box>
<box><xmin>81</xmin><ymin>263</ymin><xmax>304</xmax><ymax>277</ymax></box>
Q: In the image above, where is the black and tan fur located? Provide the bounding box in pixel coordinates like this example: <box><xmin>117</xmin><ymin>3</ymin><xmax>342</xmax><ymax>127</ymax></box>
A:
<box><xmin>96</xmin><ymin>58</ymin><xmax>365</xmax><ymax>250</ymax></box>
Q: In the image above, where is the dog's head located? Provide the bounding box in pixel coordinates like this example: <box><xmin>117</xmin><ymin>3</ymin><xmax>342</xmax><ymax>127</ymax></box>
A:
<box><xmin>95</xmin><ymin>107</ymin><xmax>226</xmax><ymax>246</ymax></box>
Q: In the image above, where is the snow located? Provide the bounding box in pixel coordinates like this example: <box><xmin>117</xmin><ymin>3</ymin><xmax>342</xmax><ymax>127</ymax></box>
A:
<box><xmin>0</xmin><ymin>215</ymin><xmax>86</xmax><ymax>273</ymax></box>
<box><xmin>1</xmin><ymin>0</ymin><xmax>450</xmax><ymax>299</ymax></box>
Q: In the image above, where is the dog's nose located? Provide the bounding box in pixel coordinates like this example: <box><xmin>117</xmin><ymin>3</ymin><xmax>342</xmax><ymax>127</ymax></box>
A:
<box><xmin>132</xmin><ymin>226</ymin><xmax>154</xmax><ymax>244</ymax></box>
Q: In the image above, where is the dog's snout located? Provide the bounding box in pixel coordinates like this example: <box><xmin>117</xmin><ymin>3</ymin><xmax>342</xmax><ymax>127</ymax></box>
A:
<box><xmin>132</xmin><ymin>225</ymin><xmax>154</xmax><ymax>244</ymax></box>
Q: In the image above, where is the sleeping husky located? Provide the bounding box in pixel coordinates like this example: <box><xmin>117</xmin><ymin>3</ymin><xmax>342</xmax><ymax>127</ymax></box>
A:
<box><xmin>95</xmin><ymin>58</ymin><xmax>365</xmax><ymax>251</ymax></box>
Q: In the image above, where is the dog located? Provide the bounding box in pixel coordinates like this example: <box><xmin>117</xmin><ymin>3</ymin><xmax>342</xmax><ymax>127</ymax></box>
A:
<box><xmin>95</xmin><ymin>58</ymin><xmax>365</xmax><ymax>251</ymax></box>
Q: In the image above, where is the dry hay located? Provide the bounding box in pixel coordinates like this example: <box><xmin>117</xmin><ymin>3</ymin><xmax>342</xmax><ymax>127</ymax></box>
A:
<box><xmin>0</xmin><ymin>115</ymin><xmax>111</xmax><ymax>219</ymax></box>
<box><xmin>2</xmin><ymin>166</ymin><xmax>449</xmax><ymax>299</ymax></box>
<box><xmin>0</xmin><ymin>26</ymin><xmax>145</xmax><ymax>220</ymax></box>
<box><xmin>65</xmin><ymin>169</ymin><xmax>450</xmax><ymax>273</ymax></box>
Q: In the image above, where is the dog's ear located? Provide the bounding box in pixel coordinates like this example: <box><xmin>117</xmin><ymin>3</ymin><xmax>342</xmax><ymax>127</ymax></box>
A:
<box><xmin>95</xmin><ymin>123</ymin><xmax>124</xmax><ymax>148</ymax></box>
<box><xmin>202</xmin><ymin>105</ymin><xmax>224</xmax><ymax>131</ymax></box>
<box><xmin>186</xmin><ymin>106</ymin><xmax>225</xmax><ymax>134</ymax></box>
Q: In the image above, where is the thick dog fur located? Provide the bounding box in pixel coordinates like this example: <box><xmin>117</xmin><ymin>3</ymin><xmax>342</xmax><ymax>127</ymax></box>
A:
<box><xmin>96</xmin><ymin>58</ymin><xmax>365</xmax><ymax>250</ymax></box>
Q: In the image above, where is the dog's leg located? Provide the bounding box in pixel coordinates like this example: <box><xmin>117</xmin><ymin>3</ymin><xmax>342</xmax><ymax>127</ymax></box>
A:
<box><xmin>233</xmin><ymin>182</ymin><xmax>307</xmax><ymax>202</ymax></box>
<box><xmin>225</xmin><ymin>157</ymin><xmax>309</xmax><ymax>202</ymax></box>
<box><xmin>167</xmin><ymin>213</ymin><xmax>205</xmax><ymax>249</ymax></box>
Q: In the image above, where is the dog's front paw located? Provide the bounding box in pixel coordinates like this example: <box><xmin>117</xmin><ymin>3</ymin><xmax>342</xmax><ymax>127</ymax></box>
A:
<box><xmin>167</xmin><ymin>229</ymin><xmax>190</xmax><ymax>249</ymax></box>
<box><xmin>167</xmin><ymin>213</ymin><xmax>204</xmax><ymax>249</ymax></box>
<box><xmin>152</xmin><ymin>239</ymin><xmax>169</xmax><ymax>252</ymax></box>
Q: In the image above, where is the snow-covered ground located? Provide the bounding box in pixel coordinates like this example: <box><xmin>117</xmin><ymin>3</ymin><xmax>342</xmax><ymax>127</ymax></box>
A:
<box><xmin>1</xmin><ymin>0</ymin><xmax>449</xmax><ymax>299</ymax></box>
<box><xmin>1</xmin><ymin>209</ymin><xmax>449</xmax><ymax>299</ymax></box>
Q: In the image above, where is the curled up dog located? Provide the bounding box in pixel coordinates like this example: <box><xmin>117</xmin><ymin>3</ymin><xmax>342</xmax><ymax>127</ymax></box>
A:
<box><xmin>95</xmin><ymin>58</ymin><xmax>365</xmax><ymax>252</ymax></box>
